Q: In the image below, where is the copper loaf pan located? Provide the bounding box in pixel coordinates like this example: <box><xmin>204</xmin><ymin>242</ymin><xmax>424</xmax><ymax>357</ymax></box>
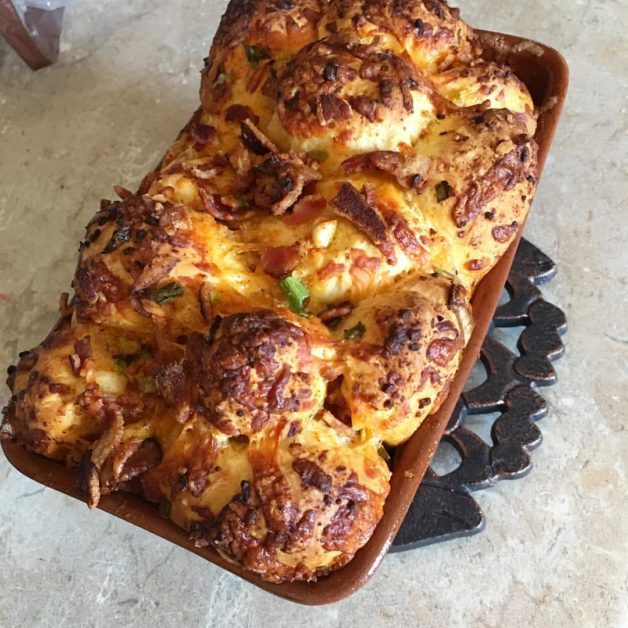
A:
<box><xmin>2</xmin><ymin>30</ymin><xmax>568</xmax><ymax>605</ymax></box>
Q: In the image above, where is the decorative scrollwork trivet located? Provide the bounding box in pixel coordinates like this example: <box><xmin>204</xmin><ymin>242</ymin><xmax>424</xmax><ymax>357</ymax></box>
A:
<box><xmin>391</xmin><ymin>238</ymin><xmax>567</xmax><ymax>551</ymax></box>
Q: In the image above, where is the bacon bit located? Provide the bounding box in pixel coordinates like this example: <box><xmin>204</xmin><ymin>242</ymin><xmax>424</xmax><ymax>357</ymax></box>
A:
<box><xmin>119</xmin><ymin>439</ymin><xmax>163</xmax><ymax>482</ymax></box>
<box><xmin>424</xmin><ymin>365</ymin><xmax>443</xmax><ymax>386</ymax></box>
<box><xmin>252</xmin><ymin>154</ymin><xmax>322</xmax><ymax>215</ymax></box>
<box><xmin>78</xmin><ymin>455</ymin><xmax>101</xmax><ymax>509</ymax></box>
<box><xmin>348</xmin><ymin>95</ymin><xmax>378</xmax><ymax>122</ymax></box>
<box><xmin>350</xmin><ymin>249</ymin><xmax>381</xmax><ymax>272</ymax></box>
<box><xmin>260</xmin><ymin>245</ymin><xmax>300</xmax><ymax>279</ymax></box>
<box><xmin>383</xmin><ymin>210</ymin><xmax>427</xmax><ymax>261</ymax></box>
<box><xmin>331</xmin><ymin>183</ymin><xmax>393</xmax><ymax>261</ymax></box>
<box><xmin>317</xmin><ymin>94</ymin><xmax>352</xmax><ymax>125</ymax></box>
<box><xmin>317</xmin><ymin>262</ymin><xmax>345</xmax><ymax>280</ymax></box>
<box><xmin>198</xmin><ymin>188</ymin><xmax>240</xmax><ymax>223</ymax></box>
<box><xmin>448</xmin><ymin>284</ymin><xmax>467</xmax><ymax>310</ymax></box>
<box><xmin>159</xmin><ymin>204</ymin><xmax>190</xmax><ymax>233</ymax></box>
<box><xmin>130</xmin><ymin>295</ymin><xmax>151</xmax><ymax>319</ymax></box>
<box><xmin>225</xmin><ymin>104</ymin><xmax>260</xmax><ymax>125</ymax></box>
<box><xmin>156</xmin><ymin>361</ymin><xmax>187</xmax><ymax>407</ymax></box>
<box><xmin>319</xmin><ymin>302</ymin><xmax>352</xmax><ymax>322</ymax></box>
<box><xmin>335</xmin><ymin>128</ymin><xmax>354</xmax><ymax>145</ymax></box>
<box><xmin>435</xmin><ymin>319</ymin><xmax>457</xmax><ymax>334</ymax></box>
<box><xmin>283</xmin><ymin>195</ymin><xmax>326</xmax><ymax>226</ymax></box>
<box><xmin>75</xmin><ymin>336</ymin><xmax>92</xmax><ymax>362</ymax></box>
<box><xmin>0</xmin><ymin>292</ymin><xmax>12</xmax><ymax>303</ymax></box>
<box><xmin>427</xmin><ymin>338</ymin><xmax>458</xmax><ymax>367</ymax></box>
<box><xmin>342</xmin><ymin>151</ymin><xmax>431</xmax><ymax>190</ymax></box>
<box><xmin>361</xmin><ymin>181</ymin><xmax>377</xmax><ymax>209</ymax></box>
<box><xmin>293</xmin><ymin>458</ymin><xmax>332</xmax><ymax>492</ymax></box>
<box><xmin>227</xmin><ymin>142</ymin><xmax>252</xmax><ymax>175</ymax></box>
<box><xmin>198</xmin><ymin>283</ymin><xmax>214</xmax><ymax>323</ymax></box>
<box><xmin>113</xmin><ymin>185</ymin><xmax>134</xmax><ymax>201</ymax></box>
<box><xmin>49</xmin><ymin>382</ymin><xmax>71</xmax><ymax>394</ymax></box>
<box><xmin>466</xmin><ymin>258</ymin><xmax>485</xmax><ymax>271</ymax></box>
<box><xmin>102</xmin><ymin>225</ymin><xmax>131</xmax><ymax>253</ymax></box>
<box><xmin>240</xmin><ymin>119</ymin><xmax>278</xmax><ymax>156</ymax></box>
<box><xmin>379</xmin><ymin>79</ymin><xmax>395</xmax><ymax>107</ymax></box>
<box><xmin>189</xmin><ymin>122</ymin><xmax>216</xmax><ymax>145</ymax></box>
<box><xmin>131</xmin><ymin>255</ymin><xmax>179</xmax><ymax>293</ymax></box>
<box><xmin>492</xmin><ymin>221</ymin><xmax>519</xmax><ymax>243</ymax></box>
<box><xmin>69</xmin><ymin>337</ymin><xmax>92</xmax><ymax>377</ymax></box>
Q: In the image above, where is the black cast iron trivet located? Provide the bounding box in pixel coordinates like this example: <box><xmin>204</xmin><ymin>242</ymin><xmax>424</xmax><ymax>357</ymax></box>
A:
<box><xmin>391</xmin><ymin>238</ymin><xmax>567</xmax><ymax>551</ymax></box>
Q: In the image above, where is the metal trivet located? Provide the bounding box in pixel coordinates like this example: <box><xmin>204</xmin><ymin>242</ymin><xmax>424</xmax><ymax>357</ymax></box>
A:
<box><xmin>392</xmin><ymin>238</ymin><xmax>567</xmax><ymax>551</ymax></box>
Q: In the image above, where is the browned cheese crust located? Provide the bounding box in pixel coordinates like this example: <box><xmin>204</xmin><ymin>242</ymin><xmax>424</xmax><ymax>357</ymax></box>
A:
<box><xmin>3</xmin><ymin>0</ymin><xmax>538</xmax><ymax>583</ymax></box>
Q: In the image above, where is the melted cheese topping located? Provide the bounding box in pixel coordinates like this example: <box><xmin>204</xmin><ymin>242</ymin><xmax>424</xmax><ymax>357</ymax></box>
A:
<box><xmin>5</xmin><ymin>0</ymin><xmax>538</xmax><ymax>584</ymax></box>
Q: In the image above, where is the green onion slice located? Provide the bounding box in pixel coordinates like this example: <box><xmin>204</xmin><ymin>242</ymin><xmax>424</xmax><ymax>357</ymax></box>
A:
<box><xmin>150</xmin><ymin>281</ymin><xmax>184</xmax><ymax>304</ymax></box>
<box><xmin>243</xmin><ymin>43</ymin><xmax>271</xmax><ymax>67</ymax></box>
<box><xmin>344</xmin><ymin>321</ymin><xmax>366</xmax><ymax>340</ymax></box>
<box><xmin>280</xmin><ymin>276</ymin><xmax>310</xmax><ymax>315</ymax></box>
<box><xmin>436</xmin><ymin>180</ymin><xmax>452</xmax><ymax>202</ymax></box>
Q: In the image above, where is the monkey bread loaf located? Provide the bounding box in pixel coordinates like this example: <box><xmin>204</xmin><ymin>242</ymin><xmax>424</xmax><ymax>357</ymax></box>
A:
<box><xmin>3</xmin><ymin>0</ymin><xmax>538</xmax><ymax>583</ymax></box>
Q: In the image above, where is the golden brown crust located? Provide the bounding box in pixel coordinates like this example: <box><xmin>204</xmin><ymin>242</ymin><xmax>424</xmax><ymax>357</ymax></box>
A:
<box><xmin>189</xmin><ymin>311</ymin><xmax>323</xmax><ymax>436</ymax></box>
<box><xmin>4</xmin><ymin>0</ymin><xmax>538</xmax><ymax>583</ymax></box>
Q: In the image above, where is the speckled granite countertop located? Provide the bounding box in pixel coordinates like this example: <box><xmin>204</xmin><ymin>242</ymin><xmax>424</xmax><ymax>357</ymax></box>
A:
<box><xmin>0</xmin><ymin>1</ymin><xmax>626</xmax><ymax>626</ymax></box>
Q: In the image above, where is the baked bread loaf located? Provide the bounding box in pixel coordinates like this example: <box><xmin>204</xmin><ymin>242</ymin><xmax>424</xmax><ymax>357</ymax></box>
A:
<box><xmin>2</xmin><ymin>0</ymin><xmax>538</xmax><ymax>583</ymax></box>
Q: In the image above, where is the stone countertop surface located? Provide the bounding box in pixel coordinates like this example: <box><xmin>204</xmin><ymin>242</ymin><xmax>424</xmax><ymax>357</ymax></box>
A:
<box><xmin>0</xmin><ymin>1</ymin><xmax>626</xmax><ymax>626</ymax></box>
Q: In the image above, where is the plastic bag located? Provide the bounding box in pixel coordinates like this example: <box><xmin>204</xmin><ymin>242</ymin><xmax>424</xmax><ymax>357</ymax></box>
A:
<box><xmin>0</xmin><ymin>0</ymin><xmax>68</xmax><ymax>70</ymax></box>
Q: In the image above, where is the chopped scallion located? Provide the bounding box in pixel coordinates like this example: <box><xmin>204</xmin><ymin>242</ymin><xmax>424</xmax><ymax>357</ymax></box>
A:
<box><xmin>306</xmin><ymin>149</ymin><xmax>329</xmax><ymax>163</ymax></box>
<box><xmin>138</xmin><ymin>376</ymin><xmax>156</xmax><ymax>393</ymax></box>
<box><xmin>243</xmin><ymin>43</ymin><xmax>271</xmax><ymax>67</ymax></box>
<box><xmin>436</xmin><ymin>180</ymin><xmax>452</xmax><ymax>202</ymax></box>
<box><xmin>280</xmin><ymin>276</ymin><xmax>310</xmax><ymax>316</ymax></box>
<box><xmin>150</xmin><ymin>281</ymin><xmax>184</xmax><ymax>304</ymax></box>
<box><xmin>344</xmin><ymin>321</ymin><xmax>366</xmax><ymax>340</ymax></box>
<box><xmin>378</xmin><ymin>444</ymin><xmax>391</xmax><ymax>462</ymax></box>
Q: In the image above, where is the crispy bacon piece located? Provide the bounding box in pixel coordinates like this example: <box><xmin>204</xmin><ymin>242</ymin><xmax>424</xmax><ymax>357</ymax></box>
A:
<box><xmin>348</xmin><ymin>95</ymin><xmax>377</xmax><ymax>121</ymax></box>
<box><xmin>252</xmin><ymin>155</ymin><xmax>322</xmax><ymax>215</ymax></box>
<box><xmin>318</xmin><ymin>262</ymin><xmax>346</xmax><ymax>279</ymax></box>
<box><xmin>350</xmin><ymin>249</ymin><xmax>381</xmax><ymax>272</ymax></box>
<box><xmin>131</xmin><ymin>255</ymin><xmax>179</xmax><ymax>293</ymax></box>
<box><xmin>317</xmin><ymin>94</ymin><xmax>352</xmax><ymax>125</ymax></box>
<box><xmin>68</xmin><ymin>336</ymin><xmax>92</xmax><ymax>377</ymax></box>
<box><xmin>492</xmin><ymin>221</ymin><xmax>519</xmax><ymax>243</ymax></box>
<box><xmin>189</xmin><ymin>122</ymin><xmax>217</xmax><ymax>145</ymax></box>
<box><xmin>260</xmin><ymin>245</ymin><xmax>300</xmax><ymax>278</ymax></box>
<box><xmin>156</xmin><ymin>361</ymin><xmax>188</xmax><ymax>407</ymax></box>
<box><xmin>331</xmin><ymin>183</ymin><xmax>394</xmax><ymax>261</ymax></box>
<box><xmin>74</xmin><ymin>261</ymin><xmax>125</xmax><ymax>304</ymax></box>
<box><xmin>113</xmin><ymin>185</ymin><xmax>134</xmax><ymax>201</ymax></box>
<box><xmin>118</xmin><ymin>439</ymin><xmax>163</xmax><ymax>483</ymax></box>
<box><xmin>318</xmin><ymin>302</ymin><xmax>352</xmax><ymax>322</ymax></box>
<box><xmin>240</xmin><ymin>119</ymin><xmax>278</xmax><ymax>156</ymax></box>
<box><xmin>225</xmin><ymin>104</ymin><xmax>260</xmax><ymax>125</ymax></box>
<box><xmin>293</xmin><ymin>458</ymin><xmax>332</xmax><ymax>492</ymax></box>
<box><xmin>382</xmin><ymin>210</ymin><xmax>428</xmax><ymax>261</ymax></box>
<box><xmin>427</xmin><ymin>338</ymin><xmax>459</xmax><ymax>366</ymax></box>
<box><xmin>342</xmin><ymin>150</ymin><xmax>431</xmax><ymax>190</ymax></box>
<box><xmin>454</xmin><ymin>137</ymin><xmax>536</xmax><ymax>228</ymax></box>
<box><xmin>283</xmin><ymin>195</ymin><xmax>326</xmax><ymax>226</ymax></box>
<box><xmin>198</xmin><ymin>188</ymin><xmax>242</xmax><ymax>223</ymax></box>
